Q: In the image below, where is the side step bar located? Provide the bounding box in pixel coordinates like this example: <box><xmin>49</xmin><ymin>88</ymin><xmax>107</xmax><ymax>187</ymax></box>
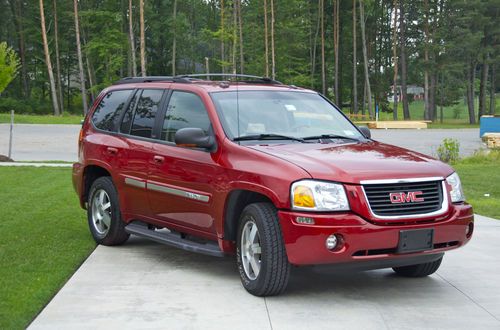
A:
<box><xmin>125</xmin><ymin>222</ymin><xmax>225</xmax><ymax>257</ymax></box>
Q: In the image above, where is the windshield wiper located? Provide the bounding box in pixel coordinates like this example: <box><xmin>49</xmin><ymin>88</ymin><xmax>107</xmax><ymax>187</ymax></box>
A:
<box><xmin>301</xmin><ymin>134</ymin><xmax>360</xmax><ymax>141</ymax></box>
<box><xmin>233</xmin><ymin>134</ymin><xmax>308</xmax><ymax>143</ymax></box>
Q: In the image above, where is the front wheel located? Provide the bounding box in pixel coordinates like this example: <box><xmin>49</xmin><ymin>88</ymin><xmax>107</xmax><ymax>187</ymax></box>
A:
<box><xmin>392</xmin><ymin>256</ymin><xmax>443</xmax><ymax>277</ymax></box>
<box><xmin>236</xmin><ymin>203</ymin><xmax>290</xmax><ymax>296</ymax></box>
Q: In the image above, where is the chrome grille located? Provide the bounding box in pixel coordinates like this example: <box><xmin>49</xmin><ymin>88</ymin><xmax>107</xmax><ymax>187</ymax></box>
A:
<box><xmin>363</xmin><ymin>180</ymin><xmax>444</xmax><ymax>217</ymax></box>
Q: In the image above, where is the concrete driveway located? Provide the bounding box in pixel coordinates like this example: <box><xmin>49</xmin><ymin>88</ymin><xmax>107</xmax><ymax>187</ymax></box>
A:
<box><xmin>29</xmin><ymin>215</ymin><xmax>500</xmax><ymax>330</ymax></box>
<box><xmin>0</xmin><ymin>124</ymin><xmax>485</xmax><ymax>161</ymax></box>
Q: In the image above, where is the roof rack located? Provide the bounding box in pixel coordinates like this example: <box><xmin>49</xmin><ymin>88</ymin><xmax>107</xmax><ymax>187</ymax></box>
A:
<box><xmin>176</xmin><ymin>74</ymin><xmax>282</xmax><ymax>85</ymax></box>
<box><xmin>114</xmin><ymin>74</ymin><xmax>282</xmax><ymax>85</ymax></box>
<box><xmin>113</xmin><ymin>76</ymin><xmax>191</xmax><ymax>85</ymax></box>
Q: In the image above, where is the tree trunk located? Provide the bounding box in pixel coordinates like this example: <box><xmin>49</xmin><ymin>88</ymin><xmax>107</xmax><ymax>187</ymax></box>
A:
<box><xmin>311</xmin><ymin>1</ymin><xmax>321</xmax><ymax>88</ymax></box>
<box><xmin>352</xmin><ymin>0</ymin><xmax>358</xmax><ymax>114</ymax></box>
<box><xmin>359</xmin><ymin>0</ymin><xmax>373</xmax><ymax>119</ymax></box>
<box><xmin>74</xmin><ymin>0</ymin><xmax>88</xmax><ymax>114</ymax></box>
<box><xmin>399</xmin><ymin>0</ymin><xmax>409</xmax><ymax>119</ymax></box>
<box><xmin>237</xmin><ymin>0</ymin><xmax>244</xmax><ymax>73</ymax></box>
<box><xmin>232</xmin><ymin>0</ymin><xmax>237</xmax><ymax>74</ymax></box>
<box><xmin>490</xmin><ymin>64</ymin><xmax>496</xmax><ymax>115</ymax></box>
<box><xmin>478</xmin><ymin>59</ymin><xmax>489</xmax><ymax>121</ymax></box>
<box><xmin>139</xmin><ymin>0</ymin><xmax>146</xmax><ymax>76</ymax></box>
<box><xmin>129</xmin><ymin>0</ymin><xmax>137</xmax><ymax>76</ymax></box>
<box><xmin>320</xmin><ymin>0</ymin><xmax>325</xmax><ymax>95</ymax></box>
<box><xmin>430</xmin><ymin>73</ymin><xmax>437</xmax><ymax>121</ymax></box>
<box><xmin>270</xmin><ymin>0</ymin><xmax>276</xmax><ymax>79</ymax></box>
<box><xmin>391</xmin><ymin>0</ymin><xmax>398</xmax><ymax>120</ymax></box>
<box><xmin>39</xmin><ymin>0</ymin><xmax>60</xmax><ymax>116</ymax></box>
<box><xmin>466</xmin><ymin>61</ymin><xmax>477</xmax><ymax>124</ymax></box>
<box><xmin>333</xmin><ymin>0</ymin><xmax>340</xmax><ymax>105</ymax></box>
<box><xmin>423</xmin><ymin>0</ymin><xmax>431</xmax><ymax>120</ymax></box>
<box><xmin>53</xmin><ymin>0</ymin><xmax>64</xmax><ymax>113</ymax></box>
<box><xmin>221</xmin><ymin>0</ymin><xmax>225</xmax><ymax>74</ymax></box>
<box><xmin>264</xmin><ymin>0</ymin><xmax>269</xmax><ymax>77</ymax></box>
<box><xmin>9</xmin><ymin>0</ymin><xmax>30</xmax><ymax>97</ymax></box>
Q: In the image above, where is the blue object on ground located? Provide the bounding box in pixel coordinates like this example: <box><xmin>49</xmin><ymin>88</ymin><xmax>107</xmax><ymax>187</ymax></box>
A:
<box><xmin>480</xmin><ymin>116</ymin><xmax>500</xmax><ymax>137</ymax></box>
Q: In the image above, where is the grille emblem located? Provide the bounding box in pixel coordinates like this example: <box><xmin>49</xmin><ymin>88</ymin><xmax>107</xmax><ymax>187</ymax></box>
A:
<box><xmin>389</xmin><ymin>191</ymin><xmax>424</xmax><ymax>204</ymax></box>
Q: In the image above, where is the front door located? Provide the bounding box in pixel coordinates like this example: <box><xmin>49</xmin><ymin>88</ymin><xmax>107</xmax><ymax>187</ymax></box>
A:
<box><xmin>148</xmin><ymin>90</ymin><xmax>221</xmax><ymax>236</ymax></box>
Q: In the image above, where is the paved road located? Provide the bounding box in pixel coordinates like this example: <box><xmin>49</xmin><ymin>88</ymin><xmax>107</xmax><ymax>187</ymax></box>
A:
<box><xmin>29</xmin><ymin>215</ymin><xmax>500</xmax><ymax>329</ymax></box>
<box><xmin>0</xmin><ymin>124</ymin><xmax>484</xmax><ymax>161</ymax></box>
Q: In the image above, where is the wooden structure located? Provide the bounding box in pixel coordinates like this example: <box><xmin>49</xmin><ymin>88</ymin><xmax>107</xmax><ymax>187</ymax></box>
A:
<box><xmin>482</xmin><ymin>133</ymin><xmax>500</xmax><ymax>149</ymax></box>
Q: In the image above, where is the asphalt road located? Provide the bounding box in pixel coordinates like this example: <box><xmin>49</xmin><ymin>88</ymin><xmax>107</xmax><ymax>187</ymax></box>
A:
<box><xmin>29</xmin><ymin>215</ymin><xmax>500</xmax><ymax>329</ymax></box>
<box><xmin>0</xmin><ymin>124</ymin><xmax>485</xmax><ymax>161</ymax></box>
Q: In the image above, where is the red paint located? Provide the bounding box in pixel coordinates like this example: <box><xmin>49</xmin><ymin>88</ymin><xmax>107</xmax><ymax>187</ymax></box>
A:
<box><xmin>73</xmin><ymin>80</ymin><xmax>473</xmax><ymax>266</ymax></box>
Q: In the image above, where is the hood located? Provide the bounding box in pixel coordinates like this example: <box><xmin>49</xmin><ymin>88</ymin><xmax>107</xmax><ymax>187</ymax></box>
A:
<box><xmin>248</xmin><ymin>141</ymin><xmax>454</xmax><ymax>184</ymax></box>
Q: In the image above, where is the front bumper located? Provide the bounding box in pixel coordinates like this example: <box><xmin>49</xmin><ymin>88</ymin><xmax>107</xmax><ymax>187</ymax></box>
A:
<box><xmin>278</xmin><ymin>203</ymin><xmax>473</xmax><ymax>266</ymax></box>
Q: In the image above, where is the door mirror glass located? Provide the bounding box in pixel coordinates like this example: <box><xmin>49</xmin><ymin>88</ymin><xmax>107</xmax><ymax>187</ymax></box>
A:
<box><xmin>174</xmin><ymin>128</ymin><xmax>215</xmax><ymax>149</ymax></box>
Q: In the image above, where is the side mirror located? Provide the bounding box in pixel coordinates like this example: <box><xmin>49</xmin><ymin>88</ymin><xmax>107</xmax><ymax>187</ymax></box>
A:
<box><xmin>358</xmin><ymin>126</ymin><xmax>371</xmax><ymax>139</ymax></box>
<box><xmin>174</xmin><ymin>128</ymin><xmax>215</xmax><ymax>149</ymax></box>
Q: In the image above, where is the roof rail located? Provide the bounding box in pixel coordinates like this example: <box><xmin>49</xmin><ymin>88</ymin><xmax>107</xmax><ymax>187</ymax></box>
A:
<box><xmin>114</xmin><ymin>74</ymin><xmax>282</xmax><ymax>85</ymax></box>
<box><xmin>175</xmin><ymin>74</ymin><xmax>282</xmax><ymax>85</ymax></box>
<box><xmin>113</xmin><ymin>76</ymin><xmax>191</xmax><ymax>85</ymax></box>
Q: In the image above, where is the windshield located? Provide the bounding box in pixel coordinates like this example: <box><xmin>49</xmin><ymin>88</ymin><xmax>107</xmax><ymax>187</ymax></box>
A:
<box><xmin>210</xmin><ymin>91</ymin><xmax>363</xmax><ymax>141</ymax></box>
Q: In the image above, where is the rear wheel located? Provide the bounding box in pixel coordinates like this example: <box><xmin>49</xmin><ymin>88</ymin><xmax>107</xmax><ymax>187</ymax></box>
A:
<box><xmin>87</xmin><ymin>176</ymin><xmax>129</xmax><ymax>246</ymax></box>
<box><xmin>236</xmin><ymin>203</ymin><xmax>290</xmax><ymax>296</ymax></box>
<box><xmin>392</xmin><ymin>256</ymin><xmax>443</xmax><ymax>277</ymax></box>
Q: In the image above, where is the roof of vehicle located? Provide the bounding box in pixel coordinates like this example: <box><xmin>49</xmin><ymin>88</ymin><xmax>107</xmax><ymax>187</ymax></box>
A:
<box><xmin>110</xmin><ymin>74</ymin><xmax>316</xmax><ymax>94</ymax></box>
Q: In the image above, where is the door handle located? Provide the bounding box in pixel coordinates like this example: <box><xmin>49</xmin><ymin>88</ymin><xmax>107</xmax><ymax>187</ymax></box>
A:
<box><xmin>106</xmin><ymin>147</ymin><xmax>118</xmax><ymax>155</ymax></box>
<box><xmin>153</xmin><ymin>155</ymin><xmax>165</xmax><ymax>164</ymax></box>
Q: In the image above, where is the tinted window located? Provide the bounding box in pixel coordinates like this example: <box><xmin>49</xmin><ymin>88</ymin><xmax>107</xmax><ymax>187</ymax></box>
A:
<box><xmin>120</xmin><ymin>91</ymin><xmax>139</xmax><ymax>134</ymax></box>
<box><xmin>130</xmin><ymin>89</ymin><xmax>164</xmax><ymax>138</ymax></box>
<box><xmin>92</xmin><ymin>90</ymin><xmax>133</xmax><ymax>131</ymax></box>
<box><xmin>162</xmin><ymin>91</ymin><xmax>211</xmax><ymax>141</ymax></box>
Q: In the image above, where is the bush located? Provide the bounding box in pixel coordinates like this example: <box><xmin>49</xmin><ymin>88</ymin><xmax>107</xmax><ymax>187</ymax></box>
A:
<box><xmin>0</xmin><ymin>97</ymin><xmax>52</xmax><ymax>114</ymax></box>
<box><xmin>437</xmin><ymin>138</ymin><xmax>460</xmax><ymax>163</ymax></box>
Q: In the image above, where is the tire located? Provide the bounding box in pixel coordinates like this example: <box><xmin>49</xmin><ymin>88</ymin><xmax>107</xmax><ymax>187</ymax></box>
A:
<box><xmin>87</xmin><ymin>176</ymin><xmax>129</xmax><ymax>246</ymax></box>
<box><xmin>392</xmin><ymin>256</ymin><xmax>443</xmax><ymax>277</ymax></box>
<box><xmin>236</xmin><ymin>203</ymin><xmax>290</xmax><ymax>296</ymax></box>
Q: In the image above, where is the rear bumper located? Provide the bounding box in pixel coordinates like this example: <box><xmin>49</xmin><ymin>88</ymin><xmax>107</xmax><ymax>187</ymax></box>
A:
<box><xmin>278</xmin><ymin>203</ymin><xmax>473</xmax><ymax>266</ymax></box>
<box><xmin>72</xmin><ymin>162</ymin><xmax>85</xmax><ymax>209</ymax></box>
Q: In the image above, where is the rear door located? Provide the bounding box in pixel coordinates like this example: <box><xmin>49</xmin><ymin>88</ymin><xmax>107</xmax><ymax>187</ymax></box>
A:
<box><xmin>116</xmin><ymin>88</ymin><xmax>167</xmax><ymax>219</ymax></box>
<box><xmin>147</xmin><ymin>90</ymin><xmax>221</xmax><ymax>236</ymax></box>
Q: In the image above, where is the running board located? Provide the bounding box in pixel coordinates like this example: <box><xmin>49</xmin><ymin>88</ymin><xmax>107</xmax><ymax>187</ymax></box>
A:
<box><xmin>125</xmin><ymin>222</ymin><xmax>225</xmax><ymax>257</ymax></box>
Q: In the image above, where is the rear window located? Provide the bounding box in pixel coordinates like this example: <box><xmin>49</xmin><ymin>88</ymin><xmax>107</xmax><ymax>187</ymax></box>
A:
<box><xmin>130</xmin><ymin>89</ymin><xmax>164</xmax><ymax>138</ymax></box>
<box><xmin>92</xmin><ymin>90</ymin><xmax>133</xmax><ymax>131</ymax></box>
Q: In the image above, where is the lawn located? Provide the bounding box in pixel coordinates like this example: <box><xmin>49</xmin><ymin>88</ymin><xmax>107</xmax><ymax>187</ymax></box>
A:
<box><xmin>0</xmin><ymin>167</ymin><xmax>94</xmax><ymax>329</ymax></box>
<box><xmin>454</xmin><ymin>150</ymin><xmax>500</xmax><ymax>220</ymax></box>
<box><xmin>0</xmin><ymin>113</ymin><xmax>83</xmax><ymax>125</ymax></box>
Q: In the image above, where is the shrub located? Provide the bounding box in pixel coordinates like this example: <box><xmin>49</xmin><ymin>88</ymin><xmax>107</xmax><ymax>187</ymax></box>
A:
<box><xmin>437</xmin><ymin>138</ymin><xmax>460</xmax><ymax>163</ymax></box>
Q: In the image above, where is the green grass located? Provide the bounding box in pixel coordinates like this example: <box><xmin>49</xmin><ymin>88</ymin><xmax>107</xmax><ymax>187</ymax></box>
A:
<box><xmin>0</xmin><ymin>113</ymin><xmax>83</xmax><ymax>125</ymax></box>
<box><xmin>0</xmin><ymin>167</ymin><xmax>95</xmax><ymax>329</ymax></box>
<box><xmin>454</xmin><ymin>150</ymin><xmax>500</xmax><ymax>220</ymax></box>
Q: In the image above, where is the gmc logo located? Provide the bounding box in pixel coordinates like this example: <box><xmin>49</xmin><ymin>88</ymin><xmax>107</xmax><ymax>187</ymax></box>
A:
<box><xmin>389</xmin><ymin>191</ymin><xmax>424</xmax><ymax>204</ymax></box>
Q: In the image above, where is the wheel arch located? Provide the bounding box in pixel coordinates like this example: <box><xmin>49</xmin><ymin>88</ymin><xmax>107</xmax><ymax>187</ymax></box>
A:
<box><xmin>82</xmin><ymin>164</ymin><xmax>112</xmax><ymax>208</ymax></box>
<box><xmin>223</xmin><ymin>189</ymin><xmax>275</xmax><ymax>242</ymax></box>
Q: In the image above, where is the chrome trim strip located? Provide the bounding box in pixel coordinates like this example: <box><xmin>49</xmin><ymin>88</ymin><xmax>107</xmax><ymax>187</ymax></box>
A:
<box><xmin>124</xmin><ymin>177</ymin><xmax>146</xmax><ymax>189</ymax></box>
<box><xmin>360</xmin><ymin>177</ymin><xmax>444</xmax><ymax>185</ymax></box>
<box><xmin>147</xmin><ymin>182</ymin><xmax>210</xmax><ymax>203</ymax></box>
<box><xmin>361</xmin><ymin>181</ymin><xmax>449</xmax><ymax>220</ymax></box>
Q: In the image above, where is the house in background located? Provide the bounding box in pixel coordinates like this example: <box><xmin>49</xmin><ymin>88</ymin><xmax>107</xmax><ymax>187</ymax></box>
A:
<box><xmin>388</xmin><ymin>85</ymin><xmax>425</xmax><ymax>102</ymax></box>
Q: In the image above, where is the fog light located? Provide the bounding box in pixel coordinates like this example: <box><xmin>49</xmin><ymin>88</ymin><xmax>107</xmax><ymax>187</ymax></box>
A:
<box><xmin>296</xmin><ymin>216</ymin><xmax>315</xmax><ymax>224</ymax></box>
<box><xmin>466</xmin><ymin>222</ymin><xmax>474</xmax><ymax>238</ymax></box>
<box><xmin>326</xmin><ymin>234</ymin><xmax>338</xmax><ymax>250</ymax></box>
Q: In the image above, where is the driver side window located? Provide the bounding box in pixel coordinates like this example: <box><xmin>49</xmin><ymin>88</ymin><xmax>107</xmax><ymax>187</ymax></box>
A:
<box><xmin>161</xmin><ymin>91</ymin><xmax>211</xmax><ymax>142</ymax></box>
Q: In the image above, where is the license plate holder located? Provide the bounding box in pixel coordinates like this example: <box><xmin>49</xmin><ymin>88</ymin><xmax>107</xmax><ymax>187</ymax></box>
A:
<box><xmin>397</xmin><ymin>229</ymin><xmax>434</xmax><ymax>254</ymax></box>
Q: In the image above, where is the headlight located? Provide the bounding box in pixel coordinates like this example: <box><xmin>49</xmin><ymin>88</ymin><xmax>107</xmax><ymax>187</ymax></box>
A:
<box><xmin>446</xmin><ymin>172</ymin><xmax>465</xmax><ymax>203</ymax></box>
<box><xmin>291</xmin><ymin>180</ymin><xmax>349</xmax><ymax>211</ymax></box>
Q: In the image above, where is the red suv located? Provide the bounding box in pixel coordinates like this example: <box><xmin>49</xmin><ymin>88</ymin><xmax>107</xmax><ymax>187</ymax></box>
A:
<box><xmin>73</xmin><ymin>74</ymin><xmax>473</xmax><ymax>296</ymax></box>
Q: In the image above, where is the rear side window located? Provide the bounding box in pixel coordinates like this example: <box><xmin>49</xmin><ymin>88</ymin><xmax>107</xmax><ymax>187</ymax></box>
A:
<box><xmin>130</xmin><ymin>89</ymin><xmax>164</xmax><ymax>138</ymax></box>
<box><xmin>92</xmin><ymin>90</ymin><xmax>133</xmax><ymax>131</ymax></box>
<box><xmin>161</xmin><ymin>91</ymin><xmax>211</xmax><ymax>141</ymax></box>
